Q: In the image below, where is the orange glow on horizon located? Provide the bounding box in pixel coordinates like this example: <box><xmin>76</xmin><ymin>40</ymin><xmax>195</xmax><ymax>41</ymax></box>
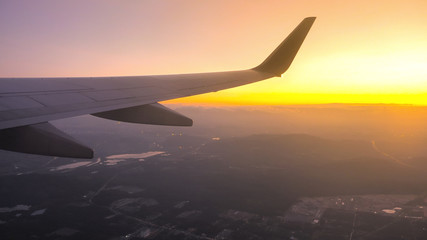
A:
<box><xmin>164</xmin><ymin>92</ymin><xmax>427</xmax><ymax>106</ymax></box>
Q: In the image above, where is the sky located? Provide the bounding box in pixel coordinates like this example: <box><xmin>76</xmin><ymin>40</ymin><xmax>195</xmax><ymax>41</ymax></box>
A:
<box><xmin>0</xmin><ymin>0</ymin><xmax>426</xmax><ymax>105</ymax></box>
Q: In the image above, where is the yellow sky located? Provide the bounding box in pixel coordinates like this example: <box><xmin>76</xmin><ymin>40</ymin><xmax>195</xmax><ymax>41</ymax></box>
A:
<box><xmin>1</xmin><ymin>0</ymin><xmax>426</xmax><ymax>105</ymax></box>
<box><xmin>166</xmin><ymin>0</ymin><xmax>427</xmax><ymax>105</ymax></box>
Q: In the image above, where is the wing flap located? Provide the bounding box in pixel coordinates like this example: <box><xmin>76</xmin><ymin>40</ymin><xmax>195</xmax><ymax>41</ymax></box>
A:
<box><xmin>0</xmin><ymin>96</ymin><xmax>45</xmax><ymax>110</ymax></box>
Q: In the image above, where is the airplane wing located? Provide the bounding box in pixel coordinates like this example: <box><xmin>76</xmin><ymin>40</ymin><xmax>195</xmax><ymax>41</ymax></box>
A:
<box><xmin>0</xmin><ymin>17</ymin><xmax>316</xmax><ymax>158</ymax></box>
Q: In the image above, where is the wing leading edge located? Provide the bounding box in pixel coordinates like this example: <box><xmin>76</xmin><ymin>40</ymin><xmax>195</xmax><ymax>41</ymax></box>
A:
<box><xmin>0</xmin><ymin>17</ymin><xmax>316</xmax><ymax>158</ymax></box>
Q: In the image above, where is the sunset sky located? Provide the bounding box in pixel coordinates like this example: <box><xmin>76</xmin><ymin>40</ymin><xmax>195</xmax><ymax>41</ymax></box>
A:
<box><xmin>0</xmin><ymin>0</ymin><xmax>426</xmax><ymax>105</ymax></box>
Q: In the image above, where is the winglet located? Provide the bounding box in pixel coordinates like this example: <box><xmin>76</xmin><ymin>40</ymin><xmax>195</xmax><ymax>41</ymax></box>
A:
<box><xmin>253</xmin><ymin>17</ymin><xmax>316</xmax><ymax>77</ymax></box>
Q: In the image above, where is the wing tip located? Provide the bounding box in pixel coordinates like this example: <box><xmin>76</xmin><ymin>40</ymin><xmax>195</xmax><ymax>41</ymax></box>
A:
<box><xmin>253</xmin><ymin>16</ymin><xmax>316</xmax><ymax>76</ymax></box>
